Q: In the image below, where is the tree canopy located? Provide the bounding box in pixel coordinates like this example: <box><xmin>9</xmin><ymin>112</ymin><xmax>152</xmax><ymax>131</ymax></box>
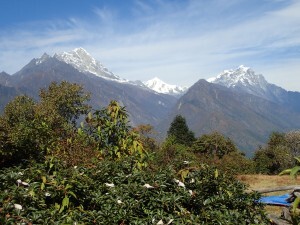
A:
<box><xmin>253</xmin><ymin>132</ymin><xmax>293</xmax><ymax>174</ymax></box>
<box><xmin>192</xmin><ymin>131</ymin><xmax>237</xmax><ymax>158</ymax></box>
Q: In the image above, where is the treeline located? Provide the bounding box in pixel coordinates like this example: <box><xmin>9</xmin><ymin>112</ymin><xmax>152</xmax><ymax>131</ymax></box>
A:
<box><xmin>156</xmin><ymin>114</ymin><xmax>300</xmax><ymax>175</ymax></box>
<box><xmin>0</xmin><ymin>81</ymin><xmax>281</xmax><ymax>224</ymax></box>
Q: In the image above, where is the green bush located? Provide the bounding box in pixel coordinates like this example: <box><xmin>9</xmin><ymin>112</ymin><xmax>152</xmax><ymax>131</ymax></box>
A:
<box><xmin>253</xmin><ymin>132</ymin><xmax>294</xmax><ymax>174</ymax></box>
<box><xmin>0</xmin><ymin>82</ymin><xmax>90</xmax><ymax>168</ymax></box>
<box><xmin>151</xmin><ymin>136</ymin><xmax>198</xmax><ymax>171</ymax></box>
<box><xmin>192</xmin><ymin>132</ymin><xmax>238</xmax><ymax>159</ymax></box>
<box><xmin>0</xmin><ymin>158</ymin><xmax>268</xmax><ymax>224</ymax></box>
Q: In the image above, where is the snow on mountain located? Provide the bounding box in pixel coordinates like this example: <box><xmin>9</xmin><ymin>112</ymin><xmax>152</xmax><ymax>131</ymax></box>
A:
<box><xmin>206</xmin><ymin>65</ymin><xmax>290</xmax><ymax>103</ymax></box>
<box><xmin>207</xmin><ymin>65</ymin><xmax>268</xmax><ymax>90</ymax></box>
<box><xmin>143</xmin><ymin>77</ymin><xmax>187</xmax><ymax>96</ymax></box>
<box><xmin>54</xmin><ymin>48</ymin><xmax>122</xmax><ymax>81</ymax></box>
<box><xmin>33</xmin><ymin>48</ymin><xmax>186</xmax><ymax>95</ymax></box>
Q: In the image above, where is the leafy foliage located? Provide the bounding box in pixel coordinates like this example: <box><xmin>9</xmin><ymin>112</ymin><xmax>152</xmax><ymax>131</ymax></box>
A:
<box><xmin>153</xmin><ymin>136</ymin><xmax>198</xmax><ymax>171</ymax></box>
<box><xmin>212</xmin><ymin>151</ymin><xmax>255</xmax><ymax>175</ymax></box>
<box><xmin>279</xmin><ymin>157</ymin><xmax>300</xmax><ymax>223</ymax></box>
<box><xmin>133</xmin><ymin>124</ymin><xmax>159</xmax><ymax>153</ymax></box>
<box><xmin>0</xmin><ymin>95</ymin><xmax>41</xmax><ymax>166</ymax></box>
<box><xmin>0</xmin><ymin>82</ymin><xmax>90</xmax><ymax>167</ymax></box>
<box><xmin>285</xmin><ymin>130</ymin><xmax>300</xmax><ymax>158</ymax></box>
<box><xmin>192</xmin><ymin>131</ymin><xmax>238</xmax><ymax>159</ymax></box>
<box><xmin>253</xmin><ymin>132</ymin><xmax>294</xmax><ymax>174</ymax></box>
<box><xmin>81</xmin><ymin>100</ymin><xmax>146</xmax><ymax>165</ymax></box>
<box><xmin>38</xmin><ymin>81</ymin><xmax>90</xmax><ymax>127</ymax></box>
<box><xmin>0</xmin><ymin>158</ymin><xmax>268</xmax><ymax>224</ymax></box>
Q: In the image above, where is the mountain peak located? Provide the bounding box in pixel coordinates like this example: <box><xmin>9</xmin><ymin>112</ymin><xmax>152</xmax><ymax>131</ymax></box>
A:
<box><xmin>73</xmin><ymin>47</ymin><xmax>89</xmax><ymax>54</ymax></box>
<box><xmin>237</xmin><ymin>65</ymin><xmax>250</xmax><ymax>72</ymax></box>
<box><xmin>35</xmin><ymin>53</ymin><xmax>51</xmax><ymax>65</ymax></box>
<box><xmin>54</xmin><ymin>48</ymin><xmax>120</xmax><ymax>80</ymax></box>
<box><xmin>207</xmin><ymin>65</ymin><xmax>267</xmax><ymax>89</ymax></box>
<box><xmin>143</xmin><ymin>77</ymin><xmax>187</xmax><ymax>96</ymax></box>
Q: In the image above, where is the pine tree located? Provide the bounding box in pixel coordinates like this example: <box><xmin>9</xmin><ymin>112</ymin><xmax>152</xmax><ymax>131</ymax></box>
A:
<box><xmin>167</xmin><ymin>115</ymin><xmax>195</xmax><ymax>146</ymax></box>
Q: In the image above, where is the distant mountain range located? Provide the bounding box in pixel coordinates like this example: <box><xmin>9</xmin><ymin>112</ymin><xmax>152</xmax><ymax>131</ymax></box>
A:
<box><xmin>1</xmin><ymin>48</ymin><xmax>300</xmax><ymax>156</ymax></box>
<box><xmin>0</xmin><ymin>48</ymin><xmax>177</xmax><ymax>127</ymax></box>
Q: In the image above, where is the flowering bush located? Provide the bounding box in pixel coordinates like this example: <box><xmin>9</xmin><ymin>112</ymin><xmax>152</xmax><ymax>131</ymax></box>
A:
<box><xmin>0</xmin><ymin>158</ymin><xmax>268</xmax><ymax>224</ymax></box>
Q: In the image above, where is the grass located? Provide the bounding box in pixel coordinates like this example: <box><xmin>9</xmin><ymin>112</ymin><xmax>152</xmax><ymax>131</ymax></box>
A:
<box><xmin>237</xmin><ymin>174</ymin><xmax>300</xmax><ymax>191</ymax></box>
<box><xmin>237</xmin><ymin>174</ymin><xmax>300</xmax><ymax>217</ymax></box>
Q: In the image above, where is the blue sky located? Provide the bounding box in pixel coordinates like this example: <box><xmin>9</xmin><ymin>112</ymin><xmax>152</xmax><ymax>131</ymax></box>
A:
<box><xmin>1</xmin><ymin>0</ymin><xmax>300</xmax><ymax>90</ymax></box>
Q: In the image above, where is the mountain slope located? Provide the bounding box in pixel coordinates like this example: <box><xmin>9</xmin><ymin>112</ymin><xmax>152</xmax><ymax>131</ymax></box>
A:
<box><xmin>158</xmin><ymin>79</ymin><xmax>300</xmax><ymax>156</ymax></box>
<box><xmin>0</xmin><ymin>84</ymin><xmax>20</xmax><ymax>112</ymax></box>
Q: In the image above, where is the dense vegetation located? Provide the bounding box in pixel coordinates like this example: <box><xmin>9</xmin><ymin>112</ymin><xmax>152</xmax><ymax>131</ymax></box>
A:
<box><xmin>253</xmin><ymin>131</ymin><xmax>300</xmax><ymax>175</ymax></box>
<box><xmin>2</xmin><ymin>80</ymin><xmax>297</xmax><ymax>224</ymax></box>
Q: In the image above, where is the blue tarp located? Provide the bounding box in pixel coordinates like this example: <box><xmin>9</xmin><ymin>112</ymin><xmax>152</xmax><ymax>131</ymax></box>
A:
<box><xmin>259</xmin><ymin>194</ymin><xmax>291</xmax><ymax>206</ymax></box>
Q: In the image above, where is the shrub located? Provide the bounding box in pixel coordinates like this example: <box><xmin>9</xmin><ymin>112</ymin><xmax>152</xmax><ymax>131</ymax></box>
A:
<box><xmin>253</xmin><ymin>132</ymin><xmax>294</xmax><ymax>174</ymax></box>
<box><xmin>0</xmin><ymin>158</ymin><xmax>268</xmax><ymax>224</ymax></box>
<box><xmin>192</xmin><ymin>132</ymin><xmax>237</xmax><ymax>159</ymax></box>
<box><xmin>152</xmin><ymin>136</ymin><xmax>198</xmax><ymax>171</ymax></box>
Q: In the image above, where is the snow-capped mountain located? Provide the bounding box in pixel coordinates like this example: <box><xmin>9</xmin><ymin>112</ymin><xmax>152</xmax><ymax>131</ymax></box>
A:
<box><xmin>35</xmin><ymin>48</ymin><xmax>186</xmax><ymax>94</ymax></box>
<box><xmin>143</xmin><ymin>77</ymin><xmax>187</xmax><ymax>96</ymax></box>
<box><xmin>54</xmin><ymin>48</ymin><xmax>121</xmax><ymax>81</ymax></box>
<box><xmin>207</xmin><ymin>65</ymin><xmax>288</xmax><ymax>103</ymax></box>
<box><xmin>207</xmin><ymin>65</ymin><xmax>268</xmax><ymax>90</ymax></box>
<box><xmin>0</xmin><ymin>48</ymin><xmax>177</xmax><ymax>127</ymax></box>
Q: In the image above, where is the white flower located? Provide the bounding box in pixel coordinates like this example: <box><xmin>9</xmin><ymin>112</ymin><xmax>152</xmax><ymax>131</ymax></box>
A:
<box><xmin>21</xmin><ymin>181</ymin><xmax>29</xmax><ymax>187</ymax></box>
<box><xmin>16</xmin><ymin>179</ymin><xmax>29</xmax><ymax>187</ymax></box>
<box><xmin>14</xmin><ymin>204</ymin><xmax>22</xmax><ymax>210</ymax></box>
<box><xmin>157</xmin><ymin>219</ymin><xmax>164</xmax><ymax>225</ymax></box>
<box><xmin>143</xmin><ymin>183</ymin><xmax>154</xmax><ymax>189</ymax></box>
<box><xmin>117</xmin><ymin>199</ymin><xmax>122</xmax><ymax>204</ymax></box>
<box><xmin>188</xmin><ymin>190</ymin><xmax>193</xmax><ymax>196</ymax></box>
<box><xmin>105</xmin><ymin>183</ymin><xmax>115</xmax><ymax>187</ymax></box>
<box><xmin>45</xmin><ymin>192</ymin><xmax>51</xmax><ymax>197</ymax></box>
<box><xmin>190</xmin><ymin>178</ymin><xmax>195</xmax><ymax>183</ymax></box>
<box><xmin>174</xmin><ymin>179</ymin><xmax>185</xmax><ymax>188</ymax></box>
<box><xmin>178</xmin><ymin>181</ymin><xmax>185</xmax><ymax>188</ymax></box>
<box><xmin>183</xmin><ymin>160</ymin><xmax>190</xmax><ymax>164</ymax></box>
<box><xmin>74</xmin><ymin>166</ymin><xmax>78</xmax><ymax>169</ymax></box>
